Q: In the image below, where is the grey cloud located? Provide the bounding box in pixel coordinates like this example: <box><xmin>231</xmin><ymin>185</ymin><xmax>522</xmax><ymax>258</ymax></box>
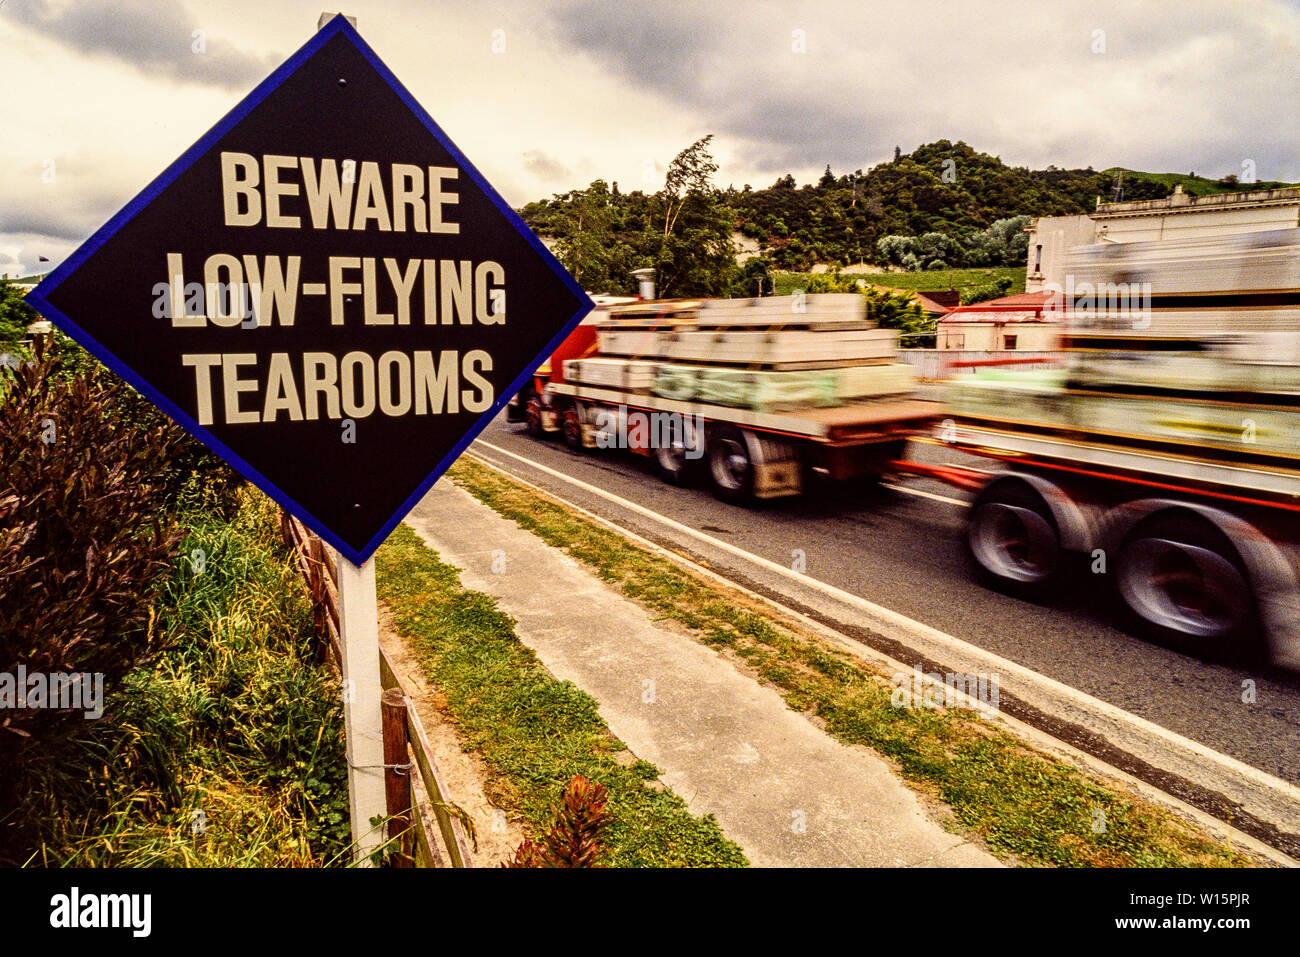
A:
<box><xmin>522</xmin><ymin>149</ymin><xmax>572</xmax><ymax>181</ymax></box>
<box><xmin>0</xmin><ymin>233</ymin><xmax>80</xmax><ymax>278</ymax></box>
<box><xmin>544</xmin><ymin>0</ymin><xmax>1300</xmax><ymax>182</ymax></box>
<box><xmin>1</xmin><ymin>189</ymin><xmax>120</xmax><ymax>243</ymax></box>
<box><xmin>0</xmin><ymin>156</ymin><xmax>139</xmax><ymax>243</ymax></box>
<box><xmin>8</xmin><ymin>0</ymin><xmax>279</xmax><ymax>89</ymax></box>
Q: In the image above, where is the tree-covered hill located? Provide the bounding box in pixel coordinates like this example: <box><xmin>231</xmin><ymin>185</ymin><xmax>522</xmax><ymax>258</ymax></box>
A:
<box><xmin>519</xmin><ymin>139</ymin><xmax>1296</xmax><ymax>294</ymax></box>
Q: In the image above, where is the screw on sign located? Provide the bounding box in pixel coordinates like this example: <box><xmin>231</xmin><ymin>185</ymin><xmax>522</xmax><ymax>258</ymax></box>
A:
<box><xmin>26</xmin><ymin>14</ymin><xmax>591</xmax><ymax>865</ymax></box>
<box><xmin>26</xmin><ymin>14</ymin><xmax>591</xmax><ymax>566</ymax></box>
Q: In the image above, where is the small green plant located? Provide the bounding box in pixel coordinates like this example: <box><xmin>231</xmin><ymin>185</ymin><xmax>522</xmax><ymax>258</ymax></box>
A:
<box><xmin>505</xmin><ymin>775</ymin><xmax>610</xmax><ymax>868</ymax></box>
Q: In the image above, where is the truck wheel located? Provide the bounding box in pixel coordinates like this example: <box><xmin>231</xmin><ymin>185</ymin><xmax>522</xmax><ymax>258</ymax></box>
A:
<box><xmin>561</xmin><ymin>404</ymin><xmax>586</xmax><ymax>452</ymax></box>
<box><xmin>1115</xmin><ymin>511</ymin><xmax>1258</xmax><ymax>659</ymax></box>
<box><xmin>966</xmin><ymin>479</ymin><xmax>1062</xmax><ymax>599</ymax></box>
<box><xmin>707</xmin><ymin>424</ymin><xmax>755</xmax><ymax>505</ymax></box>
<box><xmin>525</xmin><ymin>395</ymin><xmax>546</xmax><ymax>438</ymax></box>
<box><xmin>655</xmin><ymin>416</ymin><xmax>702</xmax><ymax>486</ymax></box>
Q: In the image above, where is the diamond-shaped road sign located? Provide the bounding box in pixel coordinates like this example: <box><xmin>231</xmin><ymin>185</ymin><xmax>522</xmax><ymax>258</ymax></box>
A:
<box><xmin>27</xmin><ymin>15</ymin><xmax>592</xmax><ymax>566</ymax></box>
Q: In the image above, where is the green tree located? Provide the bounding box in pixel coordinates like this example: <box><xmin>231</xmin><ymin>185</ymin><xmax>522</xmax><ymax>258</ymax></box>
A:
<box><xmin>730</xmin><ymin>256</ymin><xmax>775</xmax><ymax>298</ymax></box>
<box><xmin>965</xmin><ymin>215</ymin><xmax>1031</xmax><ymax>266</ymax></box>
<box><xmin>0</xmin><ymin>280</ymin><xmax>38</xmax><ymax>355</ymax></box>
<box><xmin>916</xmin><ymin>232</ymin><xmax>963</xmax><ymax>269</ymax></box>
<box><xmin>862</xmin><ymin>285</ymin><xmax>933</xmax><ymax>345</ymax></box>
<box><xmin>876</xmin><ymin>234</ymin><xmax>919</xmax><ymax>266</ymax></box>
<box><xmin>662</xmin><ymin>135</ymin><xmax>719</xmax><ymax>238</ymax></box>
<box><xmin>650</xmin><ymin>136</ymin><xmax>737</xmax><ymax>297</ymax></box>
<box><xmin>552</xmin><ymin>180</ymin><xmax>618</xmax><ymax>291</ymax></box>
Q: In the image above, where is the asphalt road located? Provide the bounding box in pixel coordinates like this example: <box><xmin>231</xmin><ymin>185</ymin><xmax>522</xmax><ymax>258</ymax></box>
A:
<box><xmin>469</xmin><ymin>413</ymin><xmax>1300</xmax><ymax>788</ymax></box>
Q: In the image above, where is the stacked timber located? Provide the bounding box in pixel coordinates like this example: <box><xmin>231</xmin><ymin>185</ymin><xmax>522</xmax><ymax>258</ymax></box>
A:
<box><xmin>562</xmin><ymin>293</ymin><xmax>918</xmax><ymax>413</ymax></box>
<box><xmin>1061</xmin><ymin>227</ymin><xmax>1300</xmax><ymax>395</ymax></box>
<box><xmin>943</xmin><ymin>228</ymin><xmax>1300</xmax><ymax>470</ymax></box>
<box><xmin>600</xmin><ymin>327</ymin><xmax>897</xmax><ymax>366</ymax></box>
<box><xmin>560</xmin><ymin>357</ymin><xmax>658</xmax><ymax>392</ymax></box>
<box><xmin>652</xmin><ymin>363</ymin><xmax>917</xmax><ymax>411</ymax></box>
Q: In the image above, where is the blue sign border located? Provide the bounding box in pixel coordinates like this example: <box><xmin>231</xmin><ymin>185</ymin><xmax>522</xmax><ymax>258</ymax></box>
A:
<box><xmin>26</xmin><ymin>14</ymin><xmax>593</xmax><ymax>567</ymax></box>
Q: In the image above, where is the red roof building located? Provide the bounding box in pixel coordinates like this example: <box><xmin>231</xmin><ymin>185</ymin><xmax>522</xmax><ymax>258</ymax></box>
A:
<box><xmin>937</xmin><ymin>291</ymin><xmax>1060</xmax><ymax>351</ymax></box>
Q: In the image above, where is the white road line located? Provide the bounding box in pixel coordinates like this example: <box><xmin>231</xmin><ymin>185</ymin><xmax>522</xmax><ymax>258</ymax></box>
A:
<box><xmin>471</xmin><ymin>437</ymin><xmax>1300</xmax><ymax>803</ymax></box>
<box><xmin>882</xmin><ymin>482</ymin><xmax>968</xmax><ymax>507</ymax></box>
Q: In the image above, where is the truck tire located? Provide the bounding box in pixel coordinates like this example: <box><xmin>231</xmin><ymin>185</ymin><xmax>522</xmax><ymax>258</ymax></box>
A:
<box><xmin>506</xmin><ymin>383</ymin><xmax>531</xmax><ymax>424</ymax></box>
<box><xmin>525</xmin><ymin>395</ymin><xmax>546</xmax><ymax>439</ymax></box>
<box><xmin>655</xmin><ymin>416</ymin><xmax>703</xmax><ymax>486</ymax></box>
<box><xmin>1114</xmin><ymin>510</ymin><xmax>1259</xmax><ymax>660</ymax></box>
<box><xmin>561</xmin><ymin>403</ymin><xmax>586</xmax><ymax>452</ymax></box>
<box><xmin>966</xmin><ymin>478</ymin><xmax>1062</xmax><ymax>600</ymax></box>
<box><xmin>707</xmin><ymin>424</ymin><xmax>756</xmax><ymax>505</ymax></box>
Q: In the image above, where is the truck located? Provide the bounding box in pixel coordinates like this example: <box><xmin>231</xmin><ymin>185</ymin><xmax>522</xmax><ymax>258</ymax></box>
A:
<box><xmin>506</xmin><ymin>290</ymin><xmax>942</xmax><ymax>504</ymax></box>
<box><xmin>939</xmin><ymin>228</ymin><xmax>1300</xmax><ymax>669</ymax></box>
<box><xmin>508</xmin><ymin>231</ymin><xmax>1300</xmax><ymax>671</ymax></box>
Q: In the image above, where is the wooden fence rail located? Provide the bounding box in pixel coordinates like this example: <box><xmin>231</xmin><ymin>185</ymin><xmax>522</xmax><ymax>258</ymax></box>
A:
<box><xmin>279</xmin><ymin>511</ymin><xmax>473</xmax><ymax>868</ymax></box>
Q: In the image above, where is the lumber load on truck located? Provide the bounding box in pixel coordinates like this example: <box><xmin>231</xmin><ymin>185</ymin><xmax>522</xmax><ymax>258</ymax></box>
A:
<box><xmin>566</xmin><ymin>293</ymin><xmax>918</xmax><ymax>414</ymax></box>
<box><xmin>648</xmin><ymin>363</ymin><xmax>917</xmax><ymax>410</ymax></box>
<box><xmin>943</xmin><ymin>228</ymin><xmax>1300</xmax><ymax>480</ymax></box>
<box><xmin>598</xmin><ymin>327</ymin><xmax>898</xmax><ymax>366</ymax></box>
<box><xmin>560</xmin><ymin>357</ymin><xmax>658</xmax><ymax>392</ymax></box>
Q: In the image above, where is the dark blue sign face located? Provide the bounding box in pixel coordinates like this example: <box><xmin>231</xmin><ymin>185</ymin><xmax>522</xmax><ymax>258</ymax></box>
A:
<box><xmin>27</xmin><ymin>15</ymin><xmax>591</xmax><ymax>566</ymax></box>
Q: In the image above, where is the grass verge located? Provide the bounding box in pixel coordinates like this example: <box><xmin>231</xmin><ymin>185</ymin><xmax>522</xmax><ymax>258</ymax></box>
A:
<box><xmin>375</xmin><ymin>523</ymin><xmax>748</xmax><ymax>867</ymax></box>
<box><xmin>774</xmin><ymin>266</ymin><xmax>1025</xmax><ymax>300</ymax></box>
<box><xmin>17</xmin><ymin>488</ymin><xmax>349</xmax><ymax>867</ymax></box>
<box><xmin>445</xmin><ymin>455</ymin><xmax>1257</xmax><ymax>868</ymax></box>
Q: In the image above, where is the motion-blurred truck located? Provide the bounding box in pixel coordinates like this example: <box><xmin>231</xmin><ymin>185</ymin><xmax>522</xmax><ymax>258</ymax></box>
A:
<box><xmin>507</xmin><ymin>292</ymin><xmax>941</xmax><ymax>504</ymax></box>
<box><xmin>941</xmin><ymin>228</ymin><xmax>1300</xmax><ymax>669</ymax></box>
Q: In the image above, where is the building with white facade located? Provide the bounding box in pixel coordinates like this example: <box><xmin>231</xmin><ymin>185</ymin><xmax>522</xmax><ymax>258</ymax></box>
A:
<box><xmin>1025</xmin><ymin>185</ymin><xmax>1300</xmax><ymax>292</ymax></box>
<box><xmin>937</xmin><ymin>291</ymin><xmax>1057</xmax><ymax>351</ymax></box>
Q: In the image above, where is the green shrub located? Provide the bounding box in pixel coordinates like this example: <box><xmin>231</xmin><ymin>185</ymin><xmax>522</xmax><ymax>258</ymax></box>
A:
<box><xmin>6</xmin><ymin>490</ymin><xmax>348</xmax><ymax>866</ymax></box>
<box><xmin>0</xmin><ymin>340</ymin><xmax>343</xmax><ymax>866</ymax></box>
<box><xmin>0</xmin><ymin>279</ymin><xmax>37</xmax><ymax>355</ymax></box>
<box><xmin>0</xmin><ymin>342</ymin><xmax>185</xmax><ymax>747</ymax></box>
<box><xmin>965</xmin><ymin>275</ymin><xmax>1015</xmax><ymax>304</ymax></box>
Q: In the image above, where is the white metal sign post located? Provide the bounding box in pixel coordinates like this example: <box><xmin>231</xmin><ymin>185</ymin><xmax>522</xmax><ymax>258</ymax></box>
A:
<box><xmin>316</xmin><ymin>12</ymin><xmax>387</xmax><ymax>867</ymax></box>
<box><xmin>335</xmin><ymin>553</ymin><xmax>386</xmax><ymax>863</ymax></box>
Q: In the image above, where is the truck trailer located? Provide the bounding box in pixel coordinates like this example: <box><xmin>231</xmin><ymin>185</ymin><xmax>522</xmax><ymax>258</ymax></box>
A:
<box><xmin>507</xmin><ymin>292</ymin><xmax>941</xmax><ymax>504</ymax></box>
<box><xmin>939</xmin><ymin>228</ymin><xmax>1300</xmax><ymax>669</ymax></box>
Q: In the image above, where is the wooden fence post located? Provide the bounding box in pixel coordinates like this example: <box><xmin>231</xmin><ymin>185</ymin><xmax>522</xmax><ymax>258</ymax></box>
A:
<box><xmin>308</xmin><ymin>535</ymin><xmax>327</xmax><ymax>659</ymax></box>
<box><xmin>381</xmin><ymin>687</ymin><xmax>414</xmax><ymax>867</ymax></box>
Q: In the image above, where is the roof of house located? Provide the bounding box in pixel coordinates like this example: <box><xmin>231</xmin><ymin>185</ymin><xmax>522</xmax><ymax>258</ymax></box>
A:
<box><xmin>920</xmin><ymin>288</ymin><xmax>961</xmax><ymax>308</ymax></box>
<box><xmin>866</xmin><ymin>285</ymin><xmax>958</xmax><ymax>315</ymax></box>
<box><xmin>939</xmin><ymin>290</ymin><xmax>1055</xmax><ymax>323</ymax></box>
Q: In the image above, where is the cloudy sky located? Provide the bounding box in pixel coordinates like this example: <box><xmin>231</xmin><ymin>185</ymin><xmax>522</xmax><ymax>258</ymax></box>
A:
<box><xmin>2</xmin><ymin>0</ymin><xmax>1297</xmax><ymax>277</ymax></box>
